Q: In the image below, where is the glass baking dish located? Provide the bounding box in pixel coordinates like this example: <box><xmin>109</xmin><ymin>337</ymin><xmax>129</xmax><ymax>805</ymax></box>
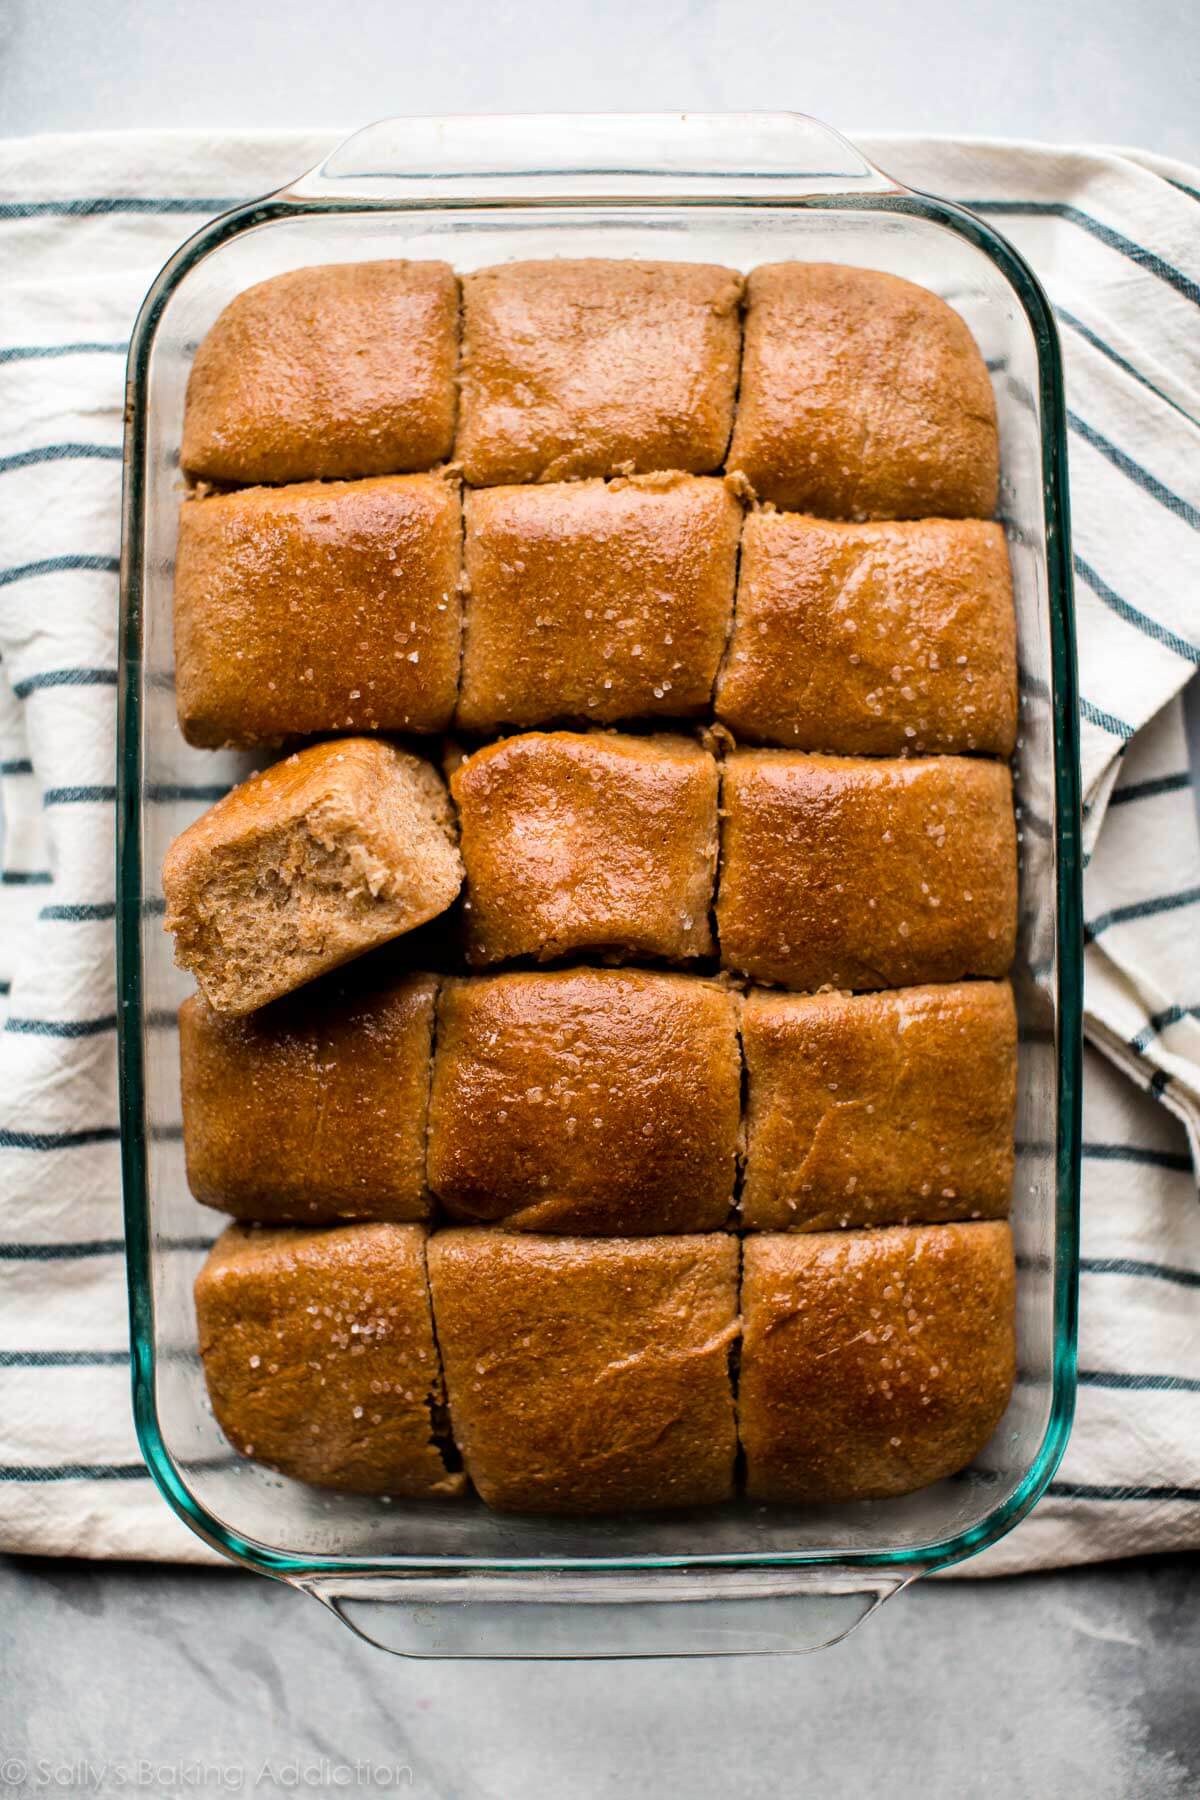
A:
<box><xmin>117</xmin><ymin>112</ymin><xmax>1082</xmax><ymax>1658</ymax></box>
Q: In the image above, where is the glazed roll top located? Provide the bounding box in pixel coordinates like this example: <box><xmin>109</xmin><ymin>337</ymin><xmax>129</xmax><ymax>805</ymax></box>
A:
<box><xmin>452</xmin><ymin>731</ymin><xmax>720</xmax><ymax>967</ymax></box>
<box><xmin>179</xmin><ymin>972</ymin><xmax>438</xmax><ymax>1224</ymax></box>
<box><xmin>457</xmin><ymin>259</ymin><xmax>743</xmax><ymax>484</ymax></box>
<box><xmin>426</xmin><ymin>1231</ymin><xmax>741</xmax><ymax>1513</ymax></box>
<box><xmin>715</xmin><ymin>513</ymin><xmax>1017</xmax><ymax>756</ymax></box>
<box><xmin>458</xmin><ymin>474</ymin><xmax>741</xmax><ymax>731</ymax></box>
<box><xmin>181</xmin><ymin>259</ymin><xmax>459</xmax><ymax>484</ymax></box>
<box><xmin>194</xmin><ymin>1223</ymin><xmax>463</xmax><ymax>1497</ymax></box>
<box><xmin>427</xmin><ymin>969</ymin><xmax>741</xmax><ymax>1234</ymax></box>
<box><xmin>728</xmin><ymin>263</ymin><xmax>999</xmax><ymax>519</ymax></box>
<box><xmin>174</xmin><ymin>474</ymin><xmax>463</xmax><ymax>748</ymax></box>
<box><xmin>738</xmin><ymin>1223</ymin><xmax>1017</xmax><ymax>1503</ymax></box>
<box><xmin>717</xmin><ymin>750</ymin><xmax>1018</xmax><ymax>991</ymax></box>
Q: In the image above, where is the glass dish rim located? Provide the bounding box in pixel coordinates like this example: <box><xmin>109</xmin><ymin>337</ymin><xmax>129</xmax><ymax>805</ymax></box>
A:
<box><xmin>116</xmin><ymin>167</ymin><xmax>1082</xmax><ymax>1586</ymax></box>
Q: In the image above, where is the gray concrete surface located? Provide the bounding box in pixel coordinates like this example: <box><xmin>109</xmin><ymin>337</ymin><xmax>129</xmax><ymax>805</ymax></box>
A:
<box><xmin>1</xmin><ymin>7</ymin><xmax>1198</xmax><ymax>1797</ymax></box>
<box><xmin>1</xmin><ymin>0</ymin><xmax>1198</xmax><ymax>160</ymax></box>
<box><xmin>1</xmin><ymin>1552</ymin><xmax>1198</xmax><ymax>1797</ymax></box>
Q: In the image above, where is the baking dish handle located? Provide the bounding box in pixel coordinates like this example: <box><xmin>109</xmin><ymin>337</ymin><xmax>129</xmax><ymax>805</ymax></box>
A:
<box><xmin>298</xmin><ymin>1567</ymin><xmax>916</xmax><ymax>1659</ymax></box>
<box><xmin>278</xmin><ymin>112</ymin><xmax>902</xmax><ymax>206</ymax></box>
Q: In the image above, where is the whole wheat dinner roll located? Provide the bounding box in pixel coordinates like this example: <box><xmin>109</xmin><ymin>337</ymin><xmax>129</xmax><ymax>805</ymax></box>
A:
<box><xmin>715</xmin><ymin>514</ymin><xmax>1017</xmax><ymax>756</ymax></box>
<box><xmin>740</xmin><ymin>982</ymin><xmax>1017</xmax><ymax>1231</ymax></box>
<box><xmin>174</xmin><ymin>474</ymin><xmax>462</xmax><ymax>748</ymax></box>
<box><xmin>427</xmin><ymin>969</ymin><xmax>741</xmax><ymax>1233</ymax></box>
<box><xmin>194</xmin><ymin>1223</ymin><xmax>464</xmax><ymax>1497</ymax></box>
<box><xmin>738</xmin><ymin>1222</ymin><xmax>1016</xmax><ymax>1502</ymax></box>
<box><xmin>179</xmin><ymin>972</ymin><xmax>438</xmax><ymax>1224</ymax></box>
<box><xmin>728</xmin><ymin>264</ymin><xmax>998</xmax><ymax>520</ymax></box>
<box><xmin>452</xmin><ymin>731</ymin><xmax>719</xmax><ymax>966</ymax></box>
<box><xmin>457</xmin><ymin>259</ymin><xmax>742</xmax><ymax>485</ymax></box>
<box><xmin>458</xmin><ymin>473</ymin><xmax>742</xmax><ymax>731</ymax></box>
<box><xmin>163</xmin><ymin>739</ymin><xmax>463</xmax><ymax>1015</ymax></box>
<box><xmin>181</xmin><ymin>260</ymin><xmax>459</xmax><ymax>485</ymax></box>
<box><xmin>427</xmin><ymin>1231</ymin><xmax>739</xmax><ymax>1512</ymax></box>
<box><xmin>717</xmin><ymin>750</ymin><xmax>1017</xmax><ymax>991</ymax></box>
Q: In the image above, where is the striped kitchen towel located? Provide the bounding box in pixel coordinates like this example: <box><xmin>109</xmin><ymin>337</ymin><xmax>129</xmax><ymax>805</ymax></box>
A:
<box><xmin>0</xmin><ymin>130</ymin><xmax>1197</xmax><ymax>1570</ymax></box>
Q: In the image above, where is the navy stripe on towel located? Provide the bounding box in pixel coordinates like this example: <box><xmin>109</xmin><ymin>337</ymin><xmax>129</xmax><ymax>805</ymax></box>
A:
<box><xmin>1081</xmin><ymin>1256</ymin><xmax>1200</xmax><ymax>1288</ymax></box>
<box><xmin>0</xmin><ymin>341</ymin><xmax>127</xmax><ymax>364</ymax></box>
<box><xmin>1048</xmin><ymin>1482</ymin><xmax>1200</xmax><ymax>1503</ymax></box>
<box><xmin>4</xmin><ymin>1010</ymin><xmax>177</xmax><ymax>1039</ymax></box>
<box><xmin>0</xmin><ymin>1237</ymin><xmax>212</xmax><ymax>1260</ymax></box>
<box><xmin>1079</xmin><ymin>1369</ymin><xmax>1200</xmax><ymax>1393</ymax></box>
<box><xmin>0</xmin><ymin>1463</ymin><xmax>150</xmax><ymax>1483</ymax></box>
<box><xmin>0</xmin><ymin>555</ymin><xmax>119</xmax><ymax>589</ymax></box>
<box><xmin>1075</xmin><ymin>557</ymin><xmax>1200</xmax><ymax>665</ymax></box>
<box><xmin>12</xmin><ymin>667</ymin><xmax>117</xmax><ymax>700</ymax></box>
<box><xmin>1085</xmin><ymin>885</ymin><xmax>1200</xmax><ymax>943</ymax></box>
<box><xmin>961</xmin><ymin>200</ymin><xmax>1200</xmax><ymax>309</ymax></box>
<box><xmin>0</xmin><ymin>1125</ymin><xmax>120</xmax><ymax>1151</ymax></box>
<box><xmin>0</xmin><ymin>1456</ymin><xmax>234</xmax><ymax>1482</ymax></box>
<box><xmin>1128</xmin><ymin>1004</ymin><xmax>1200</xmax><ymax>1053</ymax></box>
<box><xmin>5</xmin><ymin>1014</ymin><xmax>119</xmax><ymax>1038</ymax></box>
<box><xmin>0</xmin><ymin>443</ymin><xmax>121</xmax><ymax>476</ymax></box>
<box><xmin>38</xmin><ymin>901</ymin><xmax>115</xmax><ymax>922</ymax></box>
<box><xmin>1079</xmin><ymin>696</ymin><xmax>1136</xmax><ymax>739</ymax></box>
<box><xmin>0</xmin><ymin>196</ymin><xmax>246</xmax><ymax>220</ymax></box>
<box><xmin>1056</xmin><ymin>308</ymin><xmax>1200</xmax><ymax>425</ymax></box>
<box><xmin>1081</xmin><ymin>1140</ymin><xmax>1192</xmax><ymax>1171</ymax></box>
<box><xmin>146</xmin><ymin>782</ymin><xmax>233</xmax><ymax>804</ymax></box>
<box><xmin>1109</xmin><ymin>771</ymin><xmax>1191</xmax><ymax>806</ymax></box>
<box><xmin>1068</xmin><ymin>413</ymin><xmax>1200</xmax><ymax>531</ymax></box>
<box><xmin>43</xmin><ymin>785</ymin><xmax>116</xmax><ymax>807</ymax></box>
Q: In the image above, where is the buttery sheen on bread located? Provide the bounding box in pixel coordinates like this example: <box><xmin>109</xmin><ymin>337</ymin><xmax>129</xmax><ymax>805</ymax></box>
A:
<box><xmin>457</xmin><ymin>259</ymin><xmax>742</xmax><ymax>484</ymax></box>
<box><xmin>740</xmin><ymin>982</ymin><xmax>1017</xmax><ymax>1231</ymax></box>
<box><xmin>717</xmin><ymin>750</ymin><xmax>1017</xmax><ymax>991</ymax></box>
<box><xmin>729</xmin><ymin>264</ymin><xmax>999</xmax><ymax>519</ymax></box>
<box><xmin>181</xmin><ymin>260</ymin><xmax>459</xmax><ymax>485</ymax></box>
<box><xmin>163</xmin><ymin>739</ymin><xmax>463</xmax><ymax>1015</ymax></box>
<box><xmin>428</xmin><ymin>1231</ymin><xmax>740</xmax><ymax>1512</ymax></box>
<box><xmin>738</xmin><ymin>1223</ymin><xmax>1016</xmax><ymax>1502</ymax></box>
<box><xmin>175</xmin><ymin>250</ymin><xmax>1028</xmax><ymax>1524</ymax></box>
<box><xmin>458</xmin><ymin>474</ymin><xmax>742</xmax><ymax>730</ymax></box>
<box><xmin>195</xmin><ymin>1223</ymin><xmax>464</xmax><ymax>1496</ymax></box>
<box><xmin>174</xmin><ymin>475</ymin><xmax>462</xmax><ymax>748</ymax></box>
<box><xmin>715</xmin><ymin>514</ymin><xmax>1017</xmax><ymax>755</ymax></box>
<box><xmin>452</xmin><ymin>730</ymin><xmax>720</xmax><ymax>966</ymax></box>
<box><xmin>179</xmin><ymin>973</ymin><xmax>438</xmax><ymax>1223</ymax></box>
<box><xmin>428</xmin><ymin>969</ymin><xmax>741</xmax><ymax>1233</ymax></box>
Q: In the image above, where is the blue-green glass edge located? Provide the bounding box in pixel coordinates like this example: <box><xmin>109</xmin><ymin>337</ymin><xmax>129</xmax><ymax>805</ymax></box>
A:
<box><xmin>117</xmin><ymin>187</ymin><xmax>1082</xmax><ymax>1586</ymax></box>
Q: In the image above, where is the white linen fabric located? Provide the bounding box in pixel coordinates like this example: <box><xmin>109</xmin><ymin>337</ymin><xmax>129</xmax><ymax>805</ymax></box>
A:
<box><xmin>0</xmin><ymin>130</ymin><xmax>1197</xmax><ymax>1571</ymax></box>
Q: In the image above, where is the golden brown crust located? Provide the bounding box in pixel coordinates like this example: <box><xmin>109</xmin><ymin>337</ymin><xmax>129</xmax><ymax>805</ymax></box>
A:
<box><xmin>451</xmin><ymin>731</ymin><xmax>720</xmax><ymax>966</ymax></box>
<box><xmin>162</xmin><ymin>739</ymin><xmax>463</xmax><ymax>1015</ymax></box>
<box><xmin>179</xmin><ymin>974</ymin><xmax>438</xmax><ymax>1224</ymax></box>
<box><xmin>457</xmin><ymin>259</ymin><xmax>743</xmax><ymax>484</ymax></box>
<box><xmin>715</xmin><ymin>514</ymin><xmax>1017</xmax><ymax>755</ymax></box>
<box><xmin>740</xmin><ymin>982</ymin><xmax>1016</xmax><ymax>1231</ymax></box>
<box><xmin>174</xmin><ymin>475</ymin><xmax>462</xmax><ymax>748</ymax></box>
<box><xmin>427</xmin><ymin>1231</ymin><xmax>739</xmax><ymax>1512</ymax></box>
<box><xmin>458</xmin><ymin>474</ymin><xmax>742</xmax><ymax>730</ymax></box>
<box><xmin>194</xmin><ymin>1223</ymin><xmax>464</xmax><ymax>1497</ymax></box>
<box><xmin>181</xmin><ymin>261</ymin><xmax>459</xmax><ymax>484</ymax></box>
<box><xmin>717</xmin><ymin>750</ymin><xmax>1017</xmax><ymax>991</ymax></box>
<box><xmin>427</xmin><ymin>970</ymin><xmax>741</xmax><ymax>1233</ymax></box>
<box><xmin>738</xmin><ymin>1223</ymin><xmax>1016</xmax><ymax>1501</ymax></box>
<box><xmin>728</xmin><ymin>264</ymin><xmax>999</xmax><ymax>519</ymax></box>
